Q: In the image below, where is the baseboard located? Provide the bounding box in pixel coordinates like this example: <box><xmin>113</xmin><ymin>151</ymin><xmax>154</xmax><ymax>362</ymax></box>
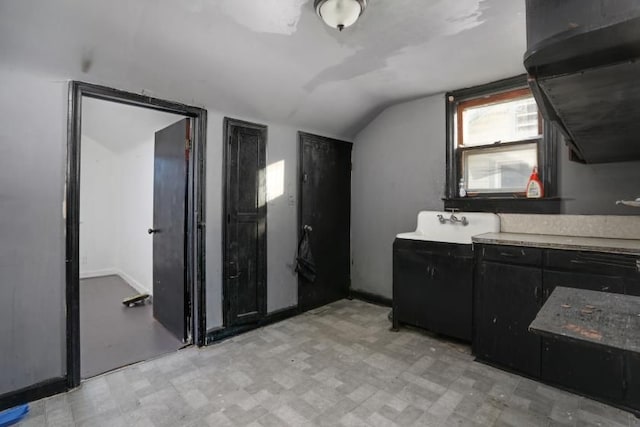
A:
<box><xmin>266</xmin><ymin>305</ymin><xmax>299</xmax><ymax>324</ymax></box>
<box><xmin>80</xmin><ymin>268</ymin><xmax>117</xmax><ymax>279</ymax></box>
<box><xmin>115</xmin><ymin>269</ymin><xmax>151</xmax><ymax>296</ymax></box>
<box><xmin>79</xmin><ymin>269</ymin><xmax>151</xmax><ymax>295</ymax></box>
<box><xmin>204</xmin><ymin>294</ymin><xmax>391</xmax><ymax>346</ymax></box>
<box><xmin>349</xmin><ymin>289</ymin><xmax>392</xmax><ymax>307</ymax></box>
<box><xmin>0</xmin><ymin>377</ymin><xmax>67</xmax><ymax>412</ymax></box>
<box><xmin>205</xmin><ymin>305</ymin><xmax>299</xmax><ymax>345</ymax></box>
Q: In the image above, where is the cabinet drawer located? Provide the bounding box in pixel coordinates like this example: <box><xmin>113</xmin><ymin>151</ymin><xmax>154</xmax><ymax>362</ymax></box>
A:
<box><xmin>480</xmin><ymin>244</ymin><xmax>542</xmax><ymax>266</ymax></box>
<box><xmin>394</xmin><ymin>238</ymin><xmax>473</xmax><ymax>258</ymax></box>
<box><xmin>544</xmin><ymin>249</ymin><xmax>640</xmax><ymax>278</ymax></box>
<box><xmin>543</xmin><ymin>270</ymin><xmax>625</xmax><ymax>298</ymax></box>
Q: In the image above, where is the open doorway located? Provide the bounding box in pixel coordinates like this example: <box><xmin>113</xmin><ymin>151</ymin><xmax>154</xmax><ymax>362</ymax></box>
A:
<box><xmin>79</xmin><ymin>98</ymin><xmax>187</xmax><ymax>378</ymax></box>
<box><xmin>67</xmin><ymin>82</ymin><xmax>207</xmax><ymax>387</ymax></box>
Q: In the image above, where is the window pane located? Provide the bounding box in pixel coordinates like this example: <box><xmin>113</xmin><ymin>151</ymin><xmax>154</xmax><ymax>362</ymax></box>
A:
<box><xmin>462</xmin><ymin>96</ymin><xmax>539</xmax><ymax>146</ymax></box>
<box><xmin>463</xmin><ymin>143</ymin><xmax>538</xmax><ymax>193</ymax></box>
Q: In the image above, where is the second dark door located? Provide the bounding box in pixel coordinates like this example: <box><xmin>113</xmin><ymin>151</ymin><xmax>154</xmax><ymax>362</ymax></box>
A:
<box><xmin>152</xmin><ymin>118</ymin><xmax>191</xmax><ymax>342</ymax></box>
<box><xmin>224</xmin><ymin>118</ymin><xmax>267</xmax><ymax>327</ymax></box>
<box><xmin>298</xmin><ymin>132</ymin><xmax>352</xmax><ymax>312</ymax></box>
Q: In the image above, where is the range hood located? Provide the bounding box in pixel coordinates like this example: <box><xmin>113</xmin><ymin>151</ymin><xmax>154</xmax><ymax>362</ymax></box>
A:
<box><xmin>524</xmin><ymin>0</ymin><xmax>640</xmax><ymax>164</ymax></box>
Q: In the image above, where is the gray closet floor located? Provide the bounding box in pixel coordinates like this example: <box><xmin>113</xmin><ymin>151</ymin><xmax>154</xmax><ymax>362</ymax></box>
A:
<box><xmin>80</xmin><ymin>275</ymin><xmax>183</xmax><ymax>379</ymax></box>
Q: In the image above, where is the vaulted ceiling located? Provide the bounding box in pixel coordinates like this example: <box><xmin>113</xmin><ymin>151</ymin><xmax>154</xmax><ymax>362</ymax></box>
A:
<box><xmin>0</xmin><ymin>0</ymin><xmax>527</xmax><ymax>138</ymax></box>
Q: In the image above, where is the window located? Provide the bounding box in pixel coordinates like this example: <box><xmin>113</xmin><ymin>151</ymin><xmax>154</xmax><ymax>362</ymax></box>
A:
<box><xmin>457</xmin><ymin>86</ymin><xmax>542</xmax><ymax>195</ymax></box>
<box><xmin>445</xmin><ymin>75</ymin><xmax>558</xmax><ymax>212</ymax></box>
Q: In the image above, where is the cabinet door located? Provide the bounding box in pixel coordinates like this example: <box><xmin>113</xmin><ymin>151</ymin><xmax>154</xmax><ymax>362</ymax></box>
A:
<box><xmin>625</xmin><ymin>353</ymin><xmax>640</xmax><ymax>410</ymax></box>
<box><xmin>541</xmin><ymin>270</ymin><xmax>625</xmax><ymax>401</ymax></box>
<box><xmin>393</xmin><ymin>240</ymin><xmax>474</xmax><ymax>340</ymax></box>
<box><xmin>425</xmin><ymin>253</ymin><xmax>473</xmax><ymax>341</ymax></box>
<box><xmin>474</xmin><ymin>261</ymin><xmax>542</xmax><ymax>377</ymax></box>
<box><xmin>393</xmin><ymin>248</ymin><xmax>432</xmax><ymax>330</ymax></box>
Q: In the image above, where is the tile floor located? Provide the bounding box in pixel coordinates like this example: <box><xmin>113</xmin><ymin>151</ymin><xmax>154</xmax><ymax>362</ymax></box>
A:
<box><xmin>17</xmin><ymin>300</ymin><xmax>640</xmax><ymax>426</ymax></box>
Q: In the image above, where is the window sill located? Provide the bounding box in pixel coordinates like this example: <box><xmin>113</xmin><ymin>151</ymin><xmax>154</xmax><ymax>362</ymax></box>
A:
<box><xmin>443</xmin><ymin>197</ymin><xmax>561</xmax><ymax>214</ymax></box>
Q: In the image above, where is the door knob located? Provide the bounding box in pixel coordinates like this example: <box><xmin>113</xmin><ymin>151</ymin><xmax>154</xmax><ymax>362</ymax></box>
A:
<box><xmin>148</xmin><ymin>228</ymin><xmax>159</xmax><ymax>234</ymax></box>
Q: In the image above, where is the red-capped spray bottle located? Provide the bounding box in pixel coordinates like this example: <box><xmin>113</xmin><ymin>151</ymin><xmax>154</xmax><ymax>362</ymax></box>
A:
<box><xmin>526</xmin><ymin>167</ymin><xmax>544</xmax><ymax>198</ymax></box>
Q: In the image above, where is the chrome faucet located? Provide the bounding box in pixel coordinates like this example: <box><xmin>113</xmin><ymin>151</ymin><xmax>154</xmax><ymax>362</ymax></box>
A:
<box><xmin>437</xmin><ymin>209</ymin><xmax>468</xmax><ymax>226</ymax></box>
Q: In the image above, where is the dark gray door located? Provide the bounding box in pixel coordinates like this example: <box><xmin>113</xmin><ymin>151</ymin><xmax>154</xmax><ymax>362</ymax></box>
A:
<box><xmin>298</xmin><ymin>132</ymin><xmax>352</xmax><ymax>312</ymax></box>
<box><xmin>224</xmin><ymin>118</ymin><xmax>267</xmax><ymax>327</ymax></box>
<box><xmin>152</xmin><ymin>118</ymin><xmax>190</xmax><ymax>341</ymax></box>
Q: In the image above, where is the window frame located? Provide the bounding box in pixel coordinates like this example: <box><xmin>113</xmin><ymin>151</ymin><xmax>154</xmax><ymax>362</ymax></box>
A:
<box><xmin>445</xmin><ymin>74</ymin><xmax>559</xmax><ymax>212</ymax></box>
<box><xmin>456</xmin><ymin>87</ymin><xmax>542</xmax><ymax>148</ymax></box>
<box><xmin>460</xmin><ymin>138</ymin><xmax>540</xmax><ymax>195</ymax></box>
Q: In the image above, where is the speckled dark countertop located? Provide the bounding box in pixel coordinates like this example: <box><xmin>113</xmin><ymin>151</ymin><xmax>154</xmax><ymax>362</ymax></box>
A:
<box><xmin>472</xmin><ymin>232</ymin><xmax>640</xmax><ymax>256</ymax></box>
<box><xmin>529</xmin><ymin>286</ymin><xmax>640</xmax><ymax>353</ymax></box>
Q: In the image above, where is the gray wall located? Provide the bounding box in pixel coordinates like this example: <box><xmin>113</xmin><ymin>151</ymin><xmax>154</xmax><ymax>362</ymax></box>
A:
<box><xmin>0</xmin><ymin>68</ymin><xmax>67</xmax><ymax>394</ymax></box>
<box><xmin>350</xmin><ymin>92</ymin><xmax>640</xmax><ymax>299</ymax></box>
<box><xmin>558</xmin><ymin>141</ymin><xmax>640</xmax><ymax>215</ymax></box>
<box><xmin>351</xmin><ymin>95</ymin><xmax>446</xmax><ymax>299</ymax></box>
<box><xmin>0</xmin><ymin>66</ymin><xmax>348</xmax><ymax>395</ymax></box>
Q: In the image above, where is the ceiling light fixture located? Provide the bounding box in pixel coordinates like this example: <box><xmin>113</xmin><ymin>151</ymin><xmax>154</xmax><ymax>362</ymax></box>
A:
<box><xmin>314</xmin><ymin>0</ymin><xmax>367</xmax><ymax>32</ymax></box>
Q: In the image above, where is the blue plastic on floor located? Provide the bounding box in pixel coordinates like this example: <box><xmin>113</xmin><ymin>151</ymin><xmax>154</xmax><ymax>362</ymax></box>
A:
<box><xmin>0</xmin><ymin>404</ymin><xmax>29</xmax><ymax>427</ymax></box>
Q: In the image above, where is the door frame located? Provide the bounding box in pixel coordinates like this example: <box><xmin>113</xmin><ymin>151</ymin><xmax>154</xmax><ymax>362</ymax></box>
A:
<box><xmin>222</xmin><ymin>117</ymin><xmax>268</xmax><ymax>328</ymax></box>
<box><xmin>66</xmin><ymin>81</ymin><xmax>207</xmax><ymax>389</ymax></box>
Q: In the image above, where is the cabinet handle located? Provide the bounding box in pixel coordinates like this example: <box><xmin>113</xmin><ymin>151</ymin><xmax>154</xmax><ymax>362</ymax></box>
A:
<box><xmin>534</xmin><ymin>286</ymin><xmax>541</xmax><ymax>302</ymax></box>
<box><xmin>570</xmin><ymin>259</ymin><xmax>588</xmax><ymax>265</ymax></box>
<box><xmin>426</xmin><ymin>267</ymin><xmax>435</xmax><ymax>278</ymax></box>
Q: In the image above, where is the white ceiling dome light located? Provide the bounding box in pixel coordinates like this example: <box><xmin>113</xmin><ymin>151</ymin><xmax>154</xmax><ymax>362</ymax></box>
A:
<box><xmin>314</xmin><ymin>0</ymin><xmax>368</xmax><ymax>31</ymax></box>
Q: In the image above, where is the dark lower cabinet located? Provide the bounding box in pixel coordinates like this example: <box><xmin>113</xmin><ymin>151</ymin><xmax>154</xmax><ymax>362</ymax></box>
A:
<box><xmin>394</xmin><ymin>245</ymin><xmax>432</xmax><ymax>331</ymax></box>
<box><xmin>625</xmin><ymin>353</ymin><xmax>640</xmax><ymax>409</ymax></box>
<box><xmin>393</xmin><ymin>239</ymin><xmax>473</xmax><ymax>341</ymax></box>
<box><xmin>474</xmin><ymin>261</ymin><xmax>542</xmax><ymax>377</ymax></box>
<box><xmin>542</xmin><ymin>339</ymin><xmax>625</xmax><ymax>401</ymax></box>
<box><xmin>474</xmin><ymin>244</ymin><xmax>640</xmax><ymax>414</ymax></box>
<box><xmin>541</xmin><ymin>270</ymin><xmax>626</xmax><ymax>401</ymax></box>
<box><xmin>425</xmin><ymin>252</ymin><xmax>473</xmax><ymax>341</ymax></box>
